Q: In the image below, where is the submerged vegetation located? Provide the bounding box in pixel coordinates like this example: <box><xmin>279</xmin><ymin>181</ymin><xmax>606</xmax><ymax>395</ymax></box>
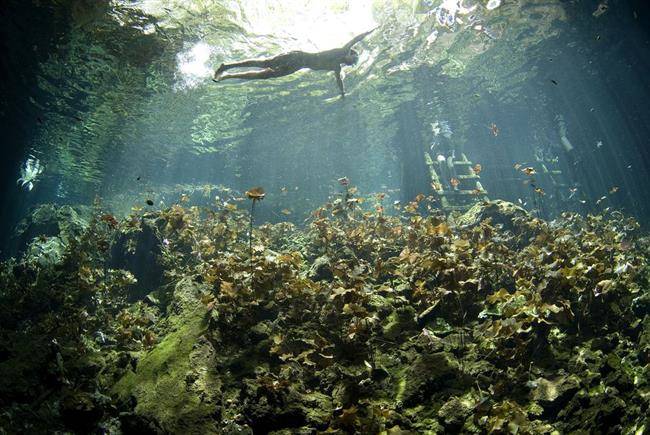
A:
<box><xmin>1</xmin><ymin>185</ymin><xmax>648</xmax><ymax>433</ymax></box>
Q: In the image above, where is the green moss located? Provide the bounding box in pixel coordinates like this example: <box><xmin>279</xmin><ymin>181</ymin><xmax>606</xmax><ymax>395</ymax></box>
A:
<box><xmin>112</xmin><ymin>305</ymin><xmax>215</xmax><ymax>433</ymax></box>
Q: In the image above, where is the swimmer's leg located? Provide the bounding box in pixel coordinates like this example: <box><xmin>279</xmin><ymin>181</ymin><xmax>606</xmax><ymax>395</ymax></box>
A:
<box><xmin>214</xmin><ymin>58</ymin><xmax>272</xmax><ymax>78</ymax></box>
<box><xmin>214</xmin><ymin>67</ymin><xmax>293</xmax><ymax>82</ymax></box>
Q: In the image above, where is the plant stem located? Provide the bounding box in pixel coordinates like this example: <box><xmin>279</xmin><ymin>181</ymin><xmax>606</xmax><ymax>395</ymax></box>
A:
<box><xmin>249</xmin><ymin>200</ymin><xmax>255</xmax><ymax>279</ymax></box>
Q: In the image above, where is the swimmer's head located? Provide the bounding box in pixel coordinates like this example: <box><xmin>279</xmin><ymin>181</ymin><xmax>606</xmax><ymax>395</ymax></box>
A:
<box><xmin>344</xmin><ymin>49</ymin><xmax>359</xmax><ymax>65</ymax></box>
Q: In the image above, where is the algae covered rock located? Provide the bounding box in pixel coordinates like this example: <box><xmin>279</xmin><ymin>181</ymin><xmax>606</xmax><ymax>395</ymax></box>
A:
<box><xmin>456</xmin><ymin>200</ymin><xmax>530</xmax><ymax>232</ymax></box>
<box><xmin>530</xmin><ymin>374</ymin><xmax>580</xmax><ymax>417</ymax></box>
<box><xmin>438</xmin><ymin>395</ymin><xmax>473</xmax><ymax>430</ymax></box>
<box><xmin>10</xmin><ymin>204</ymin><xmax>89</xmax><ymax>255</ymax></box>
<box><xmin>109</xmin><ymin>216</ymin><xmax>164</xmax><ymax>301</ymax></box>
<box><xmin>398</xmin><ymin>352</ymin><xmax>458</xmax><ymax>406</ymax></box>
<box><xmin>59</xmin><ymin>390</ymin><xmax>106</xmax><ymax>433</ymax></box>
<box><xmin>112</xmin><ymin>277</ymin><xmax>218</xmax><ymax>434</ymax></box>
<box><xmin>24</xmin><ymin>235</ymin><xmax>66</xmax><ymax>267</ymax></box>
<box><xmin>382</xmin><ymin>306</ymin><xmax>417</xmax><ymax>341</ymax></box>
<box><xmin>307</xmin><ymin>255</ymin><xmax>334</xmax><ymax>281</ymax></box>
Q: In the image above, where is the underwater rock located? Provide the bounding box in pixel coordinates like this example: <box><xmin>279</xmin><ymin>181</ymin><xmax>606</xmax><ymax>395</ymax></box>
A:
<box><xmin>398</xmin><ymin>352</ymin><xmax>458</xmax><ymax>406</ymax></box>
<box><xmin>307</xmin><ymin>255</ymin><xmax>334</xmax><ymax>281</ymax></box>
<box><xmin>11</xmin><ymin>204</ymin><xmax>89</xmax><ymax>256</ymax></box>
<box><xmin>112</xmin><ymin>277</ymin><xmax>218</xmax><ymax>434</ymax></box>
<box><xmin>109</xmin><ymin>216</ymin><xmax>164</xmax><ymax>301</ymax></box>
<box><xmin>24</xmin><ymin>235</ymin><xmax>66</xmax><ymax>267</ymax></box>
<box><xmin>438</xmin><ymin>395</ymin><xmax>472</xmax><ymax>430</ymax></box>
<box><xmin>382</xmin><ymin>306</ymin><xmax>417</xmax><ymax>340</ymax></box>
<box><xmin>530</xmin><ymin>375</ymin><xmax>580</xmax><ymax>417</ymax></box>
<box><xmin>456</xmin><ymin>200</ymin><xmax>531</xmax><ymax>233</ymax></box>
<box><xmin>59</xmin><ymin>390</ymin><xmax>105</xmax><ymax>433</ymax></box>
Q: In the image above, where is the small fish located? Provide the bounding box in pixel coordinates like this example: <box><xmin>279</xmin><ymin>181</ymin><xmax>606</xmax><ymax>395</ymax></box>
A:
<box><xmin>521</xmin><ymin>167</ymin><xmax>536</xmax><ymax>176</ymax></box>
<box><xmin>136</xmin><ymin>176</ymin><xmax>141</xmax><ymax>181</ymax></box>
<box><xmin>36</xmin><ymin>117</ymin><xmax>43</xmax><ymax>125</ymax></box>
<box><xmin>450</xmin><ymin>177</ymin><xmax>460</xmax><ymax>189</ymax></box>
<box><xmin>596</xmin><ymin>140</ymin><xmax>603</xmax><ymax>148</ymax></box>
<box><xmin>534</xmin><ymin>187</ymin><xmax>545</xmax><ymax>196</ymax></box>
<box><xmin>550</xmin><ymin>79</ymin><xmax>558</xmax><ymax>85</ymax></box>
<box><xmin>146</xmin><ymin>199</ymin><xmax>154</xmax><ymax>206</ymax></box>
<box><xmin>513</xmin><ymin>163</ymin><xmax>522</xmax><ymax>170</ymax></box>
<box><xmin>472</xmin><ymin>163</ymin><xmax>482</xmax><ymax>175</ymax></box>
<box><xmin>596</xmin><ymin>195</ymin><xmax>607</xmax><ymax>205</ymax></box>
<box><xmin>595</xmin><ymin>35</ymin><xmax>601</xmax><ymax>41</ymax></box>
<box><xmin>338</xmin><ymin>177</ymin><xmax>349</xmax><ymax>187</ymax></box>
<box><xmin>280</xmin><ymin>187</ymin><xmax>288</xmax><ymax>193</ymax></box>
<box><xmin>489</xmin><ymin>123</ymin><xmax>499</xmax><ymax>136</ymax></box>
<box><xmin>471</xmin><ymin>188</ymin><xmax>483</xmax><ymax>195</ymax></box>
<box><xmin>609</xmin><ymin>186</ymin><xmax>619</xmax><ymax>194</ymax></box>
<box><xmin>569</xmin><ymin>187</ymin><xmax>578</xmax><ymax>199</ymax></box>
<box><xmin>281</xmin><ymin>209</ymin><xmax>292</xmax><ymax>215</ymax></box>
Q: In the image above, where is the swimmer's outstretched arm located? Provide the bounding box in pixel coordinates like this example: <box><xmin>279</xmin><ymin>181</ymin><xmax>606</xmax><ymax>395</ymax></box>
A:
<box><xmin>343</xmin><ymin>27</ymin><xmax>378</xmax><ymax>51</ymax></box>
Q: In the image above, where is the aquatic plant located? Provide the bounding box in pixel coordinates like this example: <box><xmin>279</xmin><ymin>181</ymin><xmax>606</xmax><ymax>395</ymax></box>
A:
<box><xmin>0</xmin><ymin>190</ymin><xmax>648</xmax><ymax>433</ymax></box>
<box><xmin>245</xmin><ymin>186</ymin><xmax>265</xmax><ymax>276</ymax></box>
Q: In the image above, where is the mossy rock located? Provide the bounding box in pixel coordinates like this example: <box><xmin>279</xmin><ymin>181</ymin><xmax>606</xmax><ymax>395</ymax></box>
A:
<box><xmin>112</xmin><ymin>278</ymin><xmax>219</xmax><ymax>434</ymax></box>
<box><xmin>530</xmin><ymin>375</ymin><xmax>580</xmax><ymax>418</ymax></box>
<box><xmin>11</xmin><ymin>204</ymin><xmax>89</xmax><ymax>255</ymax></box>
<box><xmin>382</xmin><ymin>306</ymin><xmax>417</xmax><ymax>341</ymax></box>
<box><xmin>109</xmin><ymin>216</ymin><xmax>164</xmax><ymax>302</ymax></box>
<box><xmin>457</xmin><ymin>200</ymin><xmax>530</xmax><ymax>233</ymax></box>
<box><xmin>397</xmin><ymin>352</ymin><xmax>458</xmax><ymax>406</ymax></box>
